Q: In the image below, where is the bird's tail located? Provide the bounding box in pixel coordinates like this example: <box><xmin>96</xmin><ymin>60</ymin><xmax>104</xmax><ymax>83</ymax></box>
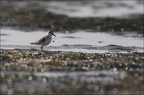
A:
<box><xmin>31</xmin><ymin>42</ymin><xmax>35</xmax><ymax>45</ymax></box>
<box><xmin>31</xmin><ymin>42</ymin><xmax>41</xmax><ymax>45</ymax></box>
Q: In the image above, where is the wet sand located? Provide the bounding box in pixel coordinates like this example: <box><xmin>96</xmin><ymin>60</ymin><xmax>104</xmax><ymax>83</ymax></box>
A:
<box><xmin>0</xmin><ymin>49</ymin><xmax>144</xmax><ymax>95</ymax></box>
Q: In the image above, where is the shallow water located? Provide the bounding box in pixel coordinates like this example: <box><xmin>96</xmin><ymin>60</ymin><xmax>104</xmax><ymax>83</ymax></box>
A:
<box><xmin>2</xmin><ymin>70</ymin><xmax>122</xmax><ymax>81</ymax></box>
<box><xmin>1</xmin><ymin>28</ymin><xmax>143</xmax><ymax>53</ymax></box>
<box><xmin>46</xmin><ymin>0</ymin><xmax>143</xmax><ymax>18</ymax></box>
<box><xmin>3</xmin><ymin>0</ymin><xmax>143</xmax><ymax>18</ymax></box>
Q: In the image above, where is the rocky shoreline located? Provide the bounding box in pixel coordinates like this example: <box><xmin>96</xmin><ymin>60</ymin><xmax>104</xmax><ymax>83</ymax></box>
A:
<box><xmin>1</xmin><ymin>49</ymin><xmax>143</xmax><ymax>71</ymax></box>
<box><xmin>0</xmin><ymin>49</ymin><xmax>144</xmax><ymax>94</ymax></box>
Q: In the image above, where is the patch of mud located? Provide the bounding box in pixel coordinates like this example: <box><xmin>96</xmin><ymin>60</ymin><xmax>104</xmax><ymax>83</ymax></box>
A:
<box><xmin>0</xmin><ymin>33</ymin><xmax>9</xmax><ymax>36</ymax></box>
<box><xmin>61</xmin><ymin>36</ymin><xmax>81</xmax><ymax>39</ymax></box>
<box><xmin>61</xmin><ymin>44</ymin><xmax>143</xmax><ymax>53</ymax></box>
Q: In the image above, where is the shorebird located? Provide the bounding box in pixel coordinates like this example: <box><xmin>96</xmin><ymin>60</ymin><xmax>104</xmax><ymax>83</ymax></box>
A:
<box><xmin>31</xmin><ymin>30</ymin><xmax>56</xmax><ymax>51</ymax></box>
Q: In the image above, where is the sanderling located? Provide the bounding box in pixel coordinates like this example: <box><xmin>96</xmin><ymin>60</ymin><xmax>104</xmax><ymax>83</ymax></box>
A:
<box><xmin>31</xmin><ymin>30</ymin><xmax>56</xmax><ymax>51</ymax></box>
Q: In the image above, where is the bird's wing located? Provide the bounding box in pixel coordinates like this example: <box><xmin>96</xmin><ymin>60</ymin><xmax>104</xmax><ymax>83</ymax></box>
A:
<box><xmin>31</xmin><ymin>36</ymin><xmax>47</xmax><ymax>45</ymax></box>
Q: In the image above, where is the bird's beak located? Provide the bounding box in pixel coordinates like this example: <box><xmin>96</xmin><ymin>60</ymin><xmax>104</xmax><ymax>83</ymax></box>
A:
<box><xmin>52</xmin><ymin>33</ymin><xmax>56</xmax><ymax>37</ymax></box>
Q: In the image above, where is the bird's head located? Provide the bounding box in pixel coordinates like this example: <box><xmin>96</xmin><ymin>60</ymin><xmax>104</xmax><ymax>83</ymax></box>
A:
<box><xmin>49</xmin><ymin>30</ymin><xmax>56</xmax><ymax>37</ymax></box>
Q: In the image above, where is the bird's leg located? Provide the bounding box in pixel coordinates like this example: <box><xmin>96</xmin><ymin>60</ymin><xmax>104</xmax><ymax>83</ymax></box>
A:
<box><xmin>41</xmin><ymin>45</ymin><xmax>43</xmax><ymax>51</ymax></box>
